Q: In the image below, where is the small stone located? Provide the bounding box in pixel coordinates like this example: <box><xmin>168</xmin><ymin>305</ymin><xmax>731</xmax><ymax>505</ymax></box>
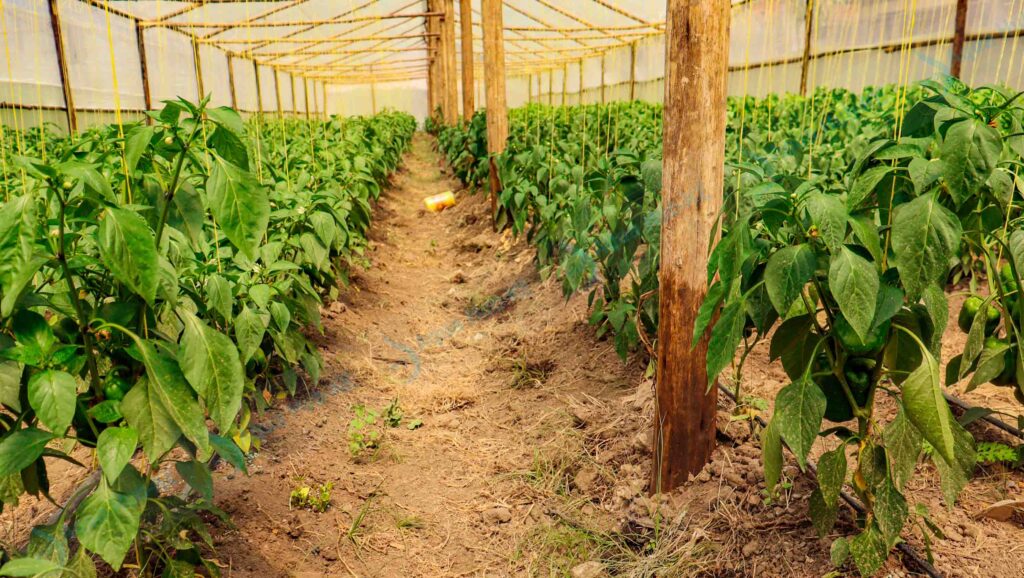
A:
<box><xmin>631</xmin><ymin>430</ymin><xmax>652</xmax><ymax>454</ymax></box>
<box><xmin>451</xmin><ymin>271</ymin><xmax>467</xmax><ymax>284</ymax></box>
<box><xmin>944</xmin><ymin>526</ymin><xmax>964</xmax><ymax>542</ymax></box>
<box><xmin>724</xmin><ymin>471</ymin><xmax>745</xmax><ymax>487</ymax></box>
<box><xmin>320</xmin><ymin>548</ymin><xmax>338</xmax><ymax>561</ymax></box>
<box><xmin>328</xmin><ymin>301</ymin><xmax>346</xmax><ymax>314</ymax></box>
<box><xmin>482</xmin><ymin>506</ymin><xmax>512</xmax><ymax>525</ymax></box>
<box><xmin>570</xmin><ymin>561</ymin><xmax>606</xmax><ymax>578</ymax></box>
<box><xmin>741</xmin><ymin>540</ymin><xmax>760</xmax><ymax>557</ymax></box>
<box><xmin>695</xmin><ymin>470</ymin><xmax>711</xmax><ymax>483</ymax></box>
<box><xmin>746</xmin><ymin>493</ymin><xmax>761</xmax><ymax>508</ymax></box>
<box><xmin>574</xmin><ymin>467</ymin><xmax>600</xmax><ymax>494</ymax></box>
<box><xmin>975</xmin><ymin>499</ymin><xmax>1024</xmax><ymax>521</ymax></box>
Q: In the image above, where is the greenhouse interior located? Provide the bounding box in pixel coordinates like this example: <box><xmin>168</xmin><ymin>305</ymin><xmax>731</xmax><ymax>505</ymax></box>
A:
<box><xmin>2</xmin><ymin>0</ymin><xmax>1024</xmax><ymax>576</ymax></box>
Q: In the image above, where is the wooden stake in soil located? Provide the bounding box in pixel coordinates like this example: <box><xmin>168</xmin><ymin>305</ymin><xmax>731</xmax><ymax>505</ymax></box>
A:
<box><xmin>227</xmin><ymin>54</ymin><xmax>238</xmax><ymax>111</ymax></box>
<box><xmin>799</xmin><ymin>0</ymin><xmax>814</xmax><ymax>96</ymax></box>
<box><xmin>192</xmin><ymin>37</ymin><xmax>206</xmax><ymax>101</ymax></box>
<box><xmin>135</xmin><ymin>21</ymin><xmax>152</xmax><ymax>123</ymax></box>
<box><xmin>951</xmin><ymin>0</ymin><xmax>970</xmax><ymax>78</ymax></box>
<box><xmin>459</xmin><ymin>0</ymin><xmax>475</xmax><ymax>120</ymax></box>
<box><xmin>47</xmin><ymin>0</ymin><xmax>76</xmax><ymax>133</ymax></box>
<box><xmin>442</xmin><ymin>0</ymin><xmax>459</xmax><ymax>123</ymax></box>
<box><xmin>653</xmin><ymin>0</ymin><xmax>730</xmax><ymax>494</ymax></box>
<box><xmin>481</xmin><ymin>0</ymin><xmax>508</xmax><ymax>227</ymax></box>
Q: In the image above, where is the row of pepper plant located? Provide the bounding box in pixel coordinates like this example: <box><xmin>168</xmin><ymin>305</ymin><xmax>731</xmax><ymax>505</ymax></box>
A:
<box><xmin>0</xmin><ymin>97</ymin><xmax>414</xmax><ymax>575</ymax></box>
<box><xmin>436</xmin><ymin>76</ymin><xmax>1024</xmax><ymax>576</ymax></box>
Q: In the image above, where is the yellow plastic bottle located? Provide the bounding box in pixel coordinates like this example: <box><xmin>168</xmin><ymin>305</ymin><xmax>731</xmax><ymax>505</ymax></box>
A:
<box><xmin>424</xmin><ymin>191</ymin><xmax>456</xmax><ymax>212</ymax></box>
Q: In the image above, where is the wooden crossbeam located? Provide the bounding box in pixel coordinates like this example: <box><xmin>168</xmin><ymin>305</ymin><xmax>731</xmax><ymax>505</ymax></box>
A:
<box><xmin>144</xmin><ymin>11</ymin><xmax>444</xmax><ymax>29</ymax></box>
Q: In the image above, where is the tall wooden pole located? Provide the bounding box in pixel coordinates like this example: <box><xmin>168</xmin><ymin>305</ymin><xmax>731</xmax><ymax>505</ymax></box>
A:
<box><xmin>426</xmin><ymin>3</ymin><xmax>440</xmax><ymax>118</ymax></box>
<box><xmin>799</xmin><ymin>0</ymin><xmax>814</xmax><ymax>96</ymax></box>
<box><xmin>459</xmin><ymin>0</ymin><xmax>475</xmax><ymax>120</ymax></box>
<box><xmin>192</xmin><ymin>37</ymin><xmax>206</xmax><ymax>100</ymax></box>
<box><xmin>254</xmin><ymin>62</ymin><xmax>264</xmax><ymax>114</ymax></box>
<box><xmin>227</xmin><ymin>54</ymin><xmax>238</xmax><ymax>110</ymax></box>
<box><xmin>321</xmin><ymin>82</ymin><xmax>328</xmax><ymax>118</ymax></box>
<box><xmin>951</xmin><ymin>0</ymin><xmax>970</xmax><ymax>78</ymax></box>
<box><xmin>290</xmin><ymin>74</ymin><xmax>298</xmax><ymax>115</ymax></box>
<box><xmin>273</xmin><ymin>69</ymin><xmax>283</xmax><ymax>117</ymax></box>
<box><xmin>303</xmin><ymin>77</ymin><xmax>311</xmax><ymax>120</ymax></box>
<box><xmin>562</xmin><ymin>63</ymin><xmax>568</xmax><ymax>105</ymax></box>
<box><xmin>441</xmin><ymin>0</ymin><xmax>459</xmax><ymax>123</ymax></box>
<box><xmin>548</xmin><ymin>70</ymin><xmax>553</xmax><ymax>106</ymax></box>
<box><xmin>629</xmin><ymin>41</ymin><xmax>638</xmax><ymax>101</ymax></box>
<box><xmin>600</xmin><ymin>54</ymin><xmax>607</xmax><ymax>104</ymax></box>
<box><xmin>135</xmin><ymin>22</ymin><xmax>152</xmax><ymax>123</ymax></box>
<box><xmin>481</xmin><ymin>0</ymin><xmax>507</xmax><ymax>226</ymax></box>
<box><xmin>47</xmin><ymin>0</ymin><xmax>76</xmax><ymax>133</ymax></box>
<box><xmin>653</xmin><ymin>0</ymin><xmax>730</xmax><ymax>494</ymax></box>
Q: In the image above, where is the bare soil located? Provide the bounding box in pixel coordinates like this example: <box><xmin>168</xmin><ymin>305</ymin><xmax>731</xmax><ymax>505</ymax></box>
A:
<box><xmin>6</xmin><ymin>134</ymin><xmax>1024</xmax><ymax>577</ymax></box>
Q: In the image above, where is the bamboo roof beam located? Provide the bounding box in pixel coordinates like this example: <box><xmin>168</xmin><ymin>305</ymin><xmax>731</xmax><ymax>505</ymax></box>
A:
<box><xmin>203</xmin><ymin>0</ymin><xmax>313</xmax><ymax>40</ymax></box>
<box><xmin>144</xmin><ymin>12</ymin><xmax>444</xmax><ymax>29</ymax></box>
<box><xmin>233</xmin><ymin>0</ymin><xmax>377</xmax><ymax>54</ymax></box>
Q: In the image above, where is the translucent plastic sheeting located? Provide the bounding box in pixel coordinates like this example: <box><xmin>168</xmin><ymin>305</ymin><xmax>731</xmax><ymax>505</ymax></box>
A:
<box><xmin>257</xmin><ymin>64</ymin><xmax>278</xmax><ymax>112</ymax></box>
<box><xmin>814</xmin><ymin>0</ymin><xmax>957</xmax><ymax>54</ymax></box>
<box><xmin>198</xmin><ymin>43</ymin><xmax>232</xmax><ymax>108</ymax></box>
<box><xmin>730</xmin><ymin>0</ymin><xmax>804</xmax><ymax>64</ymax></box>
<box><xmin>58</xmin><ymin>0</ymin><xmax>144</xmax><ymax>111</ymax></box>
<box><xmin>232</xmin><ymin>57</ymin><xmax>259</xmax><ymax>112</ymax></box>
<box><xmin>0</xmin><ymin>0</ymin><xmax>65</xmax><ymax>108</ymax></box>
<box><xmin>277</xmin><ymin>70</ymin><xmax>295</xmax><ymax>112</ymax></box>
<box><xmin>144</xmin><ymin>27</ymin><xmax>199</xmax><ymax>105</ymax></box>
<box><xmin>327</xmin><ymin>79</ymin><xmax>428</xmax><ymax>120</ymax></box>
<box><xmin>968</xmin><ymin>0</ymin><xmax>1024</xmax><ymax>33</ymax></box>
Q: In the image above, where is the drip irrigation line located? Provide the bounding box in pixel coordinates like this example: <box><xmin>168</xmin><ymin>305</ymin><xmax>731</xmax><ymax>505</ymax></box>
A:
<box><xmin>715</xmin><ymin>383</ymin><xmax>943</xmax><ymax>578</ymax></box>
<box><xmin>944</xmin><ymin>392</ymin><xmax>1024</xmax><ymax>440</ymax></box>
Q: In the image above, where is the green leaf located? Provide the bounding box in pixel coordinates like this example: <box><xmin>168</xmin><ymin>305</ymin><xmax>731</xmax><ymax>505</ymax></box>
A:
<box><xmin>805</xmin><ymin>191</ymin><xmax>847</xmax><ymax>252</ymax></box>
<box><xmin>908</xmin><ymin>157</ymin><xmax>944</xmax><ymax>195</ymax></box>
<box><xmin>830</xmin><ymin>537</ymin><xmax>850</xmax><ymax>568</ymax></box>
<box><xmin>848</xmin><ymin>165</ymin><xmax>893</xmax><ymax>210</ymax></box>
<box><xmin>809</xmin><ymin>488</ymin><xmax>838</xmax><ymax>537</ymax></box>
<box><xmin>920</xmin><ymin>284</ymin><xmax>948</xmax><ymax>354</ymax></box>
<box><xmin>0</xmin><ymin>557</ymin><xmax>62</xmax><ymax>576</ymax></box>
<box><xmin>706</xmin><ymin>299</ymin><xmax>745</xmax><ymax>384</ymax></box>
<box><xmin>882</xmin><ymin>406</ymin><xmax>922</xmax><ymax>491</ymax></box>
<box><xmin>177</xmin><ymin>310</ymin><xmax>244</xmax><ymax>432</ymax></box>
<box><xmin>206</xmin><ymin>274</ymin><xmax>234</xmax><ymax>321</ymax></box>
<box><xmin>692</xmin><ymin>281</ymin><xmax>725</xmax><ymax>348</ymax></box>
<box><xmin>175</xmin><ymin>460</ymin><xmax>213</xmax><ymax>501</ymax></box>
<box><xmin>764</xmin><ymin>244</ymin><xmax>817</xmax><ymax>316</ymax></box>
<box><xmin>206</xmin><ymin>106</ymin><xmax>246</xmax><ymax>136</ymax></box>
<box><xmin>210</xmin><ymin>434</ymin><xmax>248</xmax><ymax>474</ymax></box>
<box><xmin>0</xmin><ymin>195</ymin><xmax>40</xmax><ymax>318</ymax></box>
<box><xmin>901</xmin><ymin>346</ymin><xmax>955</xmax><ymax>463</ymax></box>
<box><xmin>891</xmin><ymin>193</ymin><xmax>961</xmax><ymax>300</ymax></box>
<box><xmin>234</xmin><ymin>305</ymin><xmax>268</xmax><ymax>364</ymax></box>
<box><xmin>74</xmin><ymin>473</ymin><xmax>145</xmax><ymax>570</ymax></box>
<box><xmin>850</xmin><ymin>525</ymin><xmax>888</xmax><ymax>577</ymax></box>
<box><xmin>120</xmin><ymin>377</ymin><xmax>179</xmax><ymax>462</ymax></box>
<box><xmin>828</xmin><ymin>247</ymin><xmax>878</xmax><ymax>340</ymax></box>
<box><xmin>96</xmin><ymin>427</ymin><xmax>137</xmax><ymax>485</ymax></box>
<box><xmin>97</xmin><ymin>207</ymin><xmax>159</xmax><ymax>305</ymax></box>
<box><xmin>207</xmin><ymin>154</ymin><xmax>269</xmax><ymax>259</ymax></box>
<box><xmin>124</xmin><ymin>125</ymin><xmax>155</xmax><ymax>175</ymax></box>
<box><xmin>874</xmin><ymin>477</ymin><xmax>908</xmax><ymax>548</ymax></box>
<box><xmin>817</xmin><ymin>446</ymin><xmax>847</xmax><ymax>508</ymax></box>
<box><xmin>0</xmin><ymin>361</ymin><xmax>21</xmax><ymax>411</ymax></box>
<box><xmin>941</xmin><ymin>118</ymin><xmax>1001</xmax><ymax>206</ymax></box>
<box><xmin>773</xmin><ymin>378</ymin><xmax>826</xmax><ymax>469</ymax></box>
<box><xmin>761</xmin><ymin>417</ymin><xmax>783</xmax><ymax>496</ymax></box>
<box><xmin>968</xmin><ymin>340</ymin><xmax>1010</xmax><ymax>390</ymax></box>
<box><xmin>0</xmin><ymin>429</ymin><xmax>55</xmax><ymax>477</ymax></box>
<box><xmin>930</xmin><ymin>418</ymin><xmax>975</xmax><ymax>507</ymax></box>
<box><xmin>27</xmin><ymin>370</ymin><xmax>76</xmax><ymax>434</ymax></box>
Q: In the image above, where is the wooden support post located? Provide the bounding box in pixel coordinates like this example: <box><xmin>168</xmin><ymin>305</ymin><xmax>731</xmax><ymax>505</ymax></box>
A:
<box><xmin>481</xmin><ymin>0</ymin><xmax>508</xmax><ymax>227</ymax></box>
<box><xmin>135</xmin><ymin>21</ymin><xmax>152</xmax><ymax>122</ymax></box>
<box><xmin>290</xmin><ymin>74</ymin><xmax>298</xmax><ymax>115</ymax></box>
<box><xmin>562</xmin><ymin>63</ymin><xmax>568</xmax><ymax>105</ymax></box>
<box><xmin>951</xmin><ymin>0</ymin><xmax>969</xmax><ymax>78</ymax></box>
<box><xmin>192</xmin><ymin>37</ymin><xmax>205</xmax><ymax>100</ymax></box>
<box><xmin>548</xmin><ymin>70</ymin><xmax>553</xmax><ymax>106</ymax></box>
<box><xmin>459</xmin><ymin>0</ymin><xmax>475</xmax><ymax>120</ymax></box>
<box><xmin>579</xmin><ymin>58</ymin><xmax>584</xmax><ymax>104</ymax></box>
<box><xmin>528</xmin><ymin>74</ymin><xmax>533</xmax><ymax>104</ymax></box>
<box><xmin>227</xmin><ymin>54</ymin><xmax>238</xmax><ymax>111</ymax></box>
<box><xmin>273</xmin><ymin>69</ymin><xmax>283</xmax><ymax>117</ymax></box>
<box><xmin>629</xmin><ymin>41</ymin><xmax>638</xmax><ymax>101</ymax></box>
<box><xmin>303</xmin><ymin>77</ymin><xmax>311</xmax><ymax>121</ymax></box>
<box><xmin>321</xmin><ymin>82</ymin><xmax>328</xmax><ymax>118</ymax></box>
<box><xmin>601</xmin><ymin>54</ymin><xmax>607</xmax><ymax>104</ymax></box>
<box><xmin>370</xmin><ymin>66</ymin><xmax>378</xmax><ymax>114</ymax></box>
<box><xmin>254</xmin><ymin>62</ymin><xmax>264</xmax><ymax>114</ymax></box>
<box><xmin>426</xmin><ymin>1</ymin><xmax>441</xmax><ymax>118</ymax></box>
<box><xmin>799</xmin><ymin>0</ymin><xmax>814</xmax><ymax>96</ymax></box>
<box><xmin>47</xmin><ymin>0</ymin><xmax>76</xmax><ymax>133</ymax></box>
<box><xmin>653</xmin><ymin>0</ymin><xmax>730</xmax><ymax>494</ymax></box>
<box><xmin>441</xmin><ymin>0</ymin><xmax>459</xmax><ymax>123</ymax></box>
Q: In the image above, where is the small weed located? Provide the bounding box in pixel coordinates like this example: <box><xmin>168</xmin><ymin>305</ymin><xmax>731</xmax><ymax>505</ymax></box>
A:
<box><xmin>348</xmin><ymin>496</ymin><xmax>375</xmax><ymax>543</ymax></box>
<box><xmin>395</xmin><ymin>514</ymin><xmax>424</xmax><ymax>530</ymax></box>
<box><xmin>290</xmin><ymin>480</ymin><xmax>333</xmax><ymax>513</ymax></box>
<box><xmin>348</xmin><ymin>399</ymin><xmax>420</xmax><ymax>459</ymax></box>
<box><xmin>976</xmin><ymin>441</ymin><xmax>1022</xmax><ymax>466</ymax></box>
<box><xmin>508</xmin><ymin>356</ymin><xmax>556</xmax><ymax>389</ymax></box>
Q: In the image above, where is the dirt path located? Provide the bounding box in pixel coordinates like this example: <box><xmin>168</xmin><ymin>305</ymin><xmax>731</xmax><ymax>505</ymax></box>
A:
<box><xmin>210</xmin><ymin>134</ymin><xmax>647</xmax><ymax>577</ymax></box>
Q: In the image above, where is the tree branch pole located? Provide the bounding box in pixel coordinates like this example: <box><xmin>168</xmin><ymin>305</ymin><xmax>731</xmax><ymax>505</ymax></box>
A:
<box><xmin>799</xmin><ymin>0</ymin><xmax>814</xmax><ymax>96</ymax></box>
<box><xmin>951</xmin><ymin>0</ymin><xmax>970</xmax><ymax>78</ymax></box>
<box><xmin>441</xmin><ymin>0</ymin><xmax>459</xmax><ymax>123</ymax></box>
<box><xmin>653</xmin><ymin>0</ymin><xmax>730</xmax><ymax>494</ymax></box>
<box><xmin>481</xmin><ymin>0</ymin><xmax>508</xmax><ymax>228</ymax></box>
<box><xmin>459</xmin><ymin>0</ymin><xmax>475</xmax><ymax>120</ymax></box>
<box><xmin>47</xmin><ymin>0</ymin><xmax>76</xmax><ymax>133</ymax></box>
<box><xmin>135</xmin><ymin>21</ymin><xmax>153</xmax><ymax>124</ymax></box>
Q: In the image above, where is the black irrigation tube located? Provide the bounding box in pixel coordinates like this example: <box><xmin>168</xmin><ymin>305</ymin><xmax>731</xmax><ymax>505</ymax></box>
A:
<box><xmin>716</xmin><ymin>383</ymin><xmax>943</xmax><ymax>578</ymax></box>
<box><xmin>944</xmin><ymin>392</ymin><xmax>1024</xmax><ymax>440</ymax></box>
